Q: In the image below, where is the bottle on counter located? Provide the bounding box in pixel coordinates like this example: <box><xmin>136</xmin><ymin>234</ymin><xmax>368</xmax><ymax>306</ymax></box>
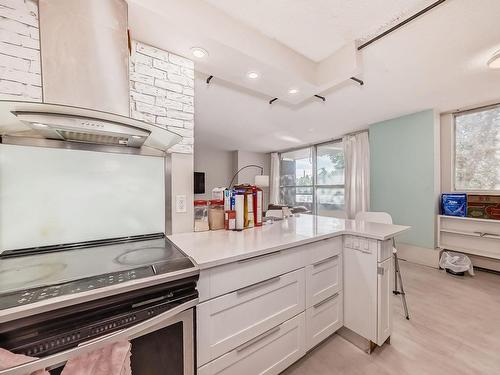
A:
<box><xmin>194</xmin><ymin>200</ymin><xmax>209</xmax><ymax>232</ymax></box>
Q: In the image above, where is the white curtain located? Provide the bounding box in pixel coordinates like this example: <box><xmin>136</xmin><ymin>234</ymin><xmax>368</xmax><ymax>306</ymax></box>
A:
<box><xmin>270</xmin><ymin>152</ymin><xmax>280</xmax><ymax>205</ymax></box>
<box><xmin>343</xmin><ymin>132</ymin><xmax>370</xmax><ymax>219</ymax></box>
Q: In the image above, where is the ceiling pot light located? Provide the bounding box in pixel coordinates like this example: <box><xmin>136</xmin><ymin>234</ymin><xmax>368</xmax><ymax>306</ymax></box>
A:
<box><xmin>191</xmin><ymin>47</ymin><xmax>208</xmax><ymax>58</ymax></box>
<box><xmin>288</xmin><ymin>88</ymin><xmax>299</xmax><ymax>94</ymax></box>
<box><xmin>488</xmin><ymin>51</ymin><xmax>500</xmax><ymax>69</ymax></box>
<box><xmin>247</xmin><ymin>71</ymin><xmax>259</xmax><ymax>79</ymax></box>
<box><xmin>33</xmin><ymin>123</ymin><xmax>48</xmax><ymax>128</ymax></box>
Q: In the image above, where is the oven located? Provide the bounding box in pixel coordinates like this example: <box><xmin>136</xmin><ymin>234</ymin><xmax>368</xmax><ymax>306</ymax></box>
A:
<box><xmin>0</xmin><ymin>277</ymin><xmax>197</xmax><ymax>375</ymax></box>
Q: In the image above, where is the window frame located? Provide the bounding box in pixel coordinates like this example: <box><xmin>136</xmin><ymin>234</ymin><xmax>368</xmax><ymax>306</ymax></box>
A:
<box><xmin>278</xmin><ymin>140</ymin><xmax>345</xmax><ymax>214</ymax></box>
<box><xmin>452</xmin><ymin>103</ymin><xmax>500</xmax><ymax>193</ymax></box>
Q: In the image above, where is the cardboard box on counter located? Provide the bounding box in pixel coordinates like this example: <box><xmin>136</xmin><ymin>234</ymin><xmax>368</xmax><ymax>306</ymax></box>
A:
<box><xmin>467</xmin><ymin>195</ymin><xmax>500</xmax><ymax>220</ymax></box>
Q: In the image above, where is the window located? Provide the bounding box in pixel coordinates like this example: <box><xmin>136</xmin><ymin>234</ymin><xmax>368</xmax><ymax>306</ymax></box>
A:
<box><xmin>454</xmin><ymin>105</ymin><xmax>500</xmax><ymax>191</ymax></box>
<box><xmin>279</xmin><ymin>141</ymin><xmax>345</xmax><ymax>215</ymax></box>
<box><xmin>280</xmin><ymin>148</ymin><xmax>314</xmax><ymax>212</ymax></box>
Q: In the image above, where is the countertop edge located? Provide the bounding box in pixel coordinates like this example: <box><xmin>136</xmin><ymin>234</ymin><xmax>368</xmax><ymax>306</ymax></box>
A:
<box><xmin>170</xmin><ymin>224</ymin><xmax>411</xmax><ymax>270</ymax></box>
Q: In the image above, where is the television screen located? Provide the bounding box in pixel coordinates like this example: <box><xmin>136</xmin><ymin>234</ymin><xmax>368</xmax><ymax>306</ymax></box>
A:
<box><xmin>194</xmin><ymin>172</ymin><xmax>205</xmax><ymax>194</ymax></box>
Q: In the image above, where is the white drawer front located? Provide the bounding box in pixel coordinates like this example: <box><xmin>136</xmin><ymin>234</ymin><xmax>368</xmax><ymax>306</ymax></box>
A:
<box><xmin>198</xmin><ymin>313</ymin><xmax>306</xmax><ymax>375</ymax></box>
<box><xmin>207</xmin><ymin>248</ymin><xmax>304</xmax><ymax>299</ymax></box>
<box><xmin>306</xmin><ymin>291</ymin><xmax>343</xmax><ymax>351</ymax></box>
<box><xmin>197</xmin><ymin>268</ymin><xmax>306</xmax><ymax>365</ymax></box>
<box><xmin>306</xmin><ymin>254</ymin><xmax>342</xmax><ymax>308</ymax></box>
<box><xmin>305</xmin><ymin>237</ymin><xmax>342</xmax><ymax>265</ymax></box>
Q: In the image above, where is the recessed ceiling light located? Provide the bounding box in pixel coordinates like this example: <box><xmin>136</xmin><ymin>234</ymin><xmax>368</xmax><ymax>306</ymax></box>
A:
<box><xmin>33</xmin><ymin>123</ymin><xmax>48</xmax><ymax>128</ymax></box>
<box><xmin>288</xmin><ymin>88</ymin><xmax>299</xmax><ymax>94</ymax></box>
<box><xmin>247</xmin><ymin>71</ymin><xmax>259</xmax><ymax>79</ymax></box>
<box><xmin>191</xmin><ymin>47</ymin><xmax>208</xmax><ymax>58</ymax></box>
<box><xmin>488</xmin><ymin>51</ymin><xmax>500</xmax><ymax>69</ymax></box>
<box><xmin>131</xmin><ymin>135</ymin><xmax>143</xmax><ymax>139</ymax></box>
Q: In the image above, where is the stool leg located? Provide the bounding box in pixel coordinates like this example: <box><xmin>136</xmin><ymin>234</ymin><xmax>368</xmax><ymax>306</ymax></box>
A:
<box><xmin>393</xmin><ymin>252</ymin><xmax>410</xmax><ymax>320</ymax></box>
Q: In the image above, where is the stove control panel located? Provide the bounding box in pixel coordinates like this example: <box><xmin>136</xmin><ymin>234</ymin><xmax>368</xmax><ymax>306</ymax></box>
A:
<box><xmin>0</xmin><ymin>266</ymin><xmax>154</xmax><ymax>310</ymax></box>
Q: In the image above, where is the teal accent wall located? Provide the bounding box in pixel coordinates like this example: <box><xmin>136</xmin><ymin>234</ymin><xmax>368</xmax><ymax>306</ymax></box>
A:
<box><xmin>370</xmin><ymin>110</ymin><xmax>437</xmax><ymax>249</ymax></box>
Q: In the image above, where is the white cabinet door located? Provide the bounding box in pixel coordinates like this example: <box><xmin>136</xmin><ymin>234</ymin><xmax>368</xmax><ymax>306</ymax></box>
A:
<box><xmin>306</xmin><ymin>254</ymin><xmax>342</xmax><ymax>308</ymax></box>
<box><xmin>306</xmin><ymin>291</ymin><xmax>343</xmax><ymax>351</ymax></box>
<box><xmin>197</xmin><ymin>269</ymin><xmax>306</xmax><ymax>365</ymax></box>
<box><xmin>343</xmin><ymin>246</ymin><xmax>377</xmax><ymax>342</ymax></box>
<box><xmin>377</xmin><ymin>257</ymin><xmax>392</xmax><ymax>345</ymax></box>
<box><xmin>198</xmin><ymin>313</ymin><xmax>306</xmax><ymax>375</ymax></box>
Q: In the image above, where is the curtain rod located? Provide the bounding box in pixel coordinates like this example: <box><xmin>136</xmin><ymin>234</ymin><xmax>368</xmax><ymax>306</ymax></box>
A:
<box><xmin>273</xmin><ymin>129</ymin><xmax>368</xmax><ymax>154</ymax></box>
<box><xmin>441</xmin><ymin>102</ymin><xmax>500</xmax><ymax>116</ymax></box>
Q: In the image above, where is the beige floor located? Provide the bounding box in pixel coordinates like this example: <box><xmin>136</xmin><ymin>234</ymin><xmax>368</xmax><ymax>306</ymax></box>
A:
<box><xmin>284</xmin><ymin>261</ymin><xmax>500</xmax><ymax>375</ymax></box>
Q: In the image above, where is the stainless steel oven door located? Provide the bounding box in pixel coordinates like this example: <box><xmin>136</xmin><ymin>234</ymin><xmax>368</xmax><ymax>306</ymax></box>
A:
<box><xmin>0</xmin><ymin>299</ymin><xmax>196</xmax><ymax>375</ymax></box>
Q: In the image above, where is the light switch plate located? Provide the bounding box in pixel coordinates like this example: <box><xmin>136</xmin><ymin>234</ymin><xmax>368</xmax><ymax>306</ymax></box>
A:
<box><xmin>176</xmin><ymin>195</ymin><xmax>187</xmax><ymax>213</ymax></box>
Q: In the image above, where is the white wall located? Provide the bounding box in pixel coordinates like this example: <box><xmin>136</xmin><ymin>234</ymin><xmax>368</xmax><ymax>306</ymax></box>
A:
<box><xmin>193</xmin><ymin>142</ymin><xmax>234</xmax><ymax>200</ymax></box>
<box><xmin>171</xmin><ymin>152</ymin><xmax>194</xmax><ymax>234</ymax></box>
<box><xmin>235</xmin><ymin>150</ymin><xmax>271</xmax><ymax>209</ymax></box>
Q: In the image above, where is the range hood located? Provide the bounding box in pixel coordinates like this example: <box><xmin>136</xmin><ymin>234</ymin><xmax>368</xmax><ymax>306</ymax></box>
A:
<box><xmin>0</xmin><ymin>101</ymin><xmax>182</xmax><ymax>153</ymax></box>
<box><xmin>0</xmin><ymin>0</ymin><xmax>183</xmax><ymax>153</ymax></box>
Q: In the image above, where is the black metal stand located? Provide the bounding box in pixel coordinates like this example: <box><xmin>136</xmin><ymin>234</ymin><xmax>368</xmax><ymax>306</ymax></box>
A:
<box><xmin>393</xmin><ymin>239</ymin><xmax>410</xmax><ymax>320</ymax></box>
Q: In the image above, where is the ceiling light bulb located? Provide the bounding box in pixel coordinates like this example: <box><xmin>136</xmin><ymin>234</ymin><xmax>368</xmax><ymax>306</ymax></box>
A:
<box><xmin>247</xmin><ymin>71</ymin><xmax>259</xmax><ymax>79</ymax></box>
<box><xmin>488</xmin><ymin>51</ymin><xmax>500</xmax><ymax>69</ymax></box>
<box><xmin>288</xmin><ymin>88</ymin><xmax>299</xmax><ymax>94</ymax></box>
<box><xmin>191</xmin><ymin>47</ymin><xmax>208</xmax><ymax>58</ymax></box>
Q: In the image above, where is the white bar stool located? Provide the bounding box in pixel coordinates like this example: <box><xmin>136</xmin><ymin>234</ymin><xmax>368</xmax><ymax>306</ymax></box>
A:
<box><xmin>354</xmin><ymin>211</ymin><xmax>410</xmax><ymax>320</ymax></box>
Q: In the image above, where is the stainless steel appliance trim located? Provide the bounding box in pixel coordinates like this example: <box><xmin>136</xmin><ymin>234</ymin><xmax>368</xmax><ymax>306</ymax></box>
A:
<box><xmin>235</xmin><ymin>326</ymin><xmax>281</xmax><ymax>352</ymax></box>
<box><xmin>313</xmin><ymin>254</ymin><xmax>339</xmax><ymax>267</ymax></box>
<box><xmin>0</xmin><ymin>135</ymin><xmax>166</xmax><ymax>157</ymax></box>
<box><xmin>313</xmin><ymin>292</ymin><xmax>339</xmax><ymax>309</ymax></box>
<box><xmin>236</xmin><ymin>250</ymin><xmax>282</xmax><ymax>264</ymax></box>
<box><xmin>236</xmin><ymin>276</ymin><xmax>281</xmax><ymax>295</ymax></box>
<box><xmin>0</xmin><ymin>299</ymin><xmax>197</xmax><ymax>375</ymax></box>
<box><xmin>0</xmin><ymin>267</ymin><xmax>199</xmax><ymax>324</ymax></box>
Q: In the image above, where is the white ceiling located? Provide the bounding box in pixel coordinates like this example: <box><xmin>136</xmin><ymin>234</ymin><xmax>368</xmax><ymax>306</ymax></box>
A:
<box><xmin>128</xmin><ymin>0</ymin><xmax>500</xmax><ymax>153</ymax></box>
<box><xmin>203</xmin><ymin>0</ymin><xmax>435</xmax><ymax>62</ymax></box>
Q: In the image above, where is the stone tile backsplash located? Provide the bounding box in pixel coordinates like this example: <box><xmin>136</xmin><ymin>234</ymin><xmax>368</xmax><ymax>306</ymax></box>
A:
<box><xmin>0</xmin><ymin>0</ymin><xmax>42</xmax><ymax>102</ymax></box>
<box><xmin>130</xmin><ymin>41</ymin><xmax>195</xmax><ymax>154</ymax></box>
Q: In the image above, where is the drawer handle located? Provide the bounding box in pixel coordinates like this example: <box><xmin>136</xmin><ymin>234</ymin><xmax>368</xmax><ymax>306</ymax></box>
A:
<box><xmin>313</xmin><ymin>254</ymin><xmax>339</xmax><ymax>267</ymax></box>
<box><xmin>237</xmin><ymin>251</ymin><xmax>282</xmax><ymax>264</ymax></box>
<box><xmin>236</xmin><ymin>276</ymin><xmax>281</xmax><ymax>295</ymax></box>
<box><xmin>236</xmin><ymin>326</ymin><xmax>281</xmax><ymax>352</ymax></box>
<box><xmin>313</xmin><ymin>293</ymin><xmax>339</xmax><ymax>309</ymax></box>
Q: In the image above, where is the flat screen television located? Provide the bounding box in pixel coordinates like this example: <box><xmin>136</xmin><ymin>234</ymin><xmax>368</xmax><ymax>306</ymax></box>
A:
<box><xmin>194</xmin><ymin>172</ymin><xmax>205</xmax><ymax>194</ymax></box>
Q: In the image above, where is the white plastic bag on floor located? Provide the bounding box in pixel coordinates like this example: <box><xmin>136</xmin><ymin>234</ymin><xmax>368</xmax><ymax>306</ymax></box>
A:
<box><xmin>439</xmin><ymin>251</ymin><xmax>474</xmax><ymax>275</ymax></box>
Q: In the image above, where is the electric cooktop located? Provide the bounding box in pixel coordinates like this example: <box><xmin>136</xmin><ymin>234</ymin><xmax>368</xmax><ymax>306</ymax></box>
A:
<box><xmin>0</xmin><ymin>234</ymin><xmax>196</xmax><ymax>310</ymax></box>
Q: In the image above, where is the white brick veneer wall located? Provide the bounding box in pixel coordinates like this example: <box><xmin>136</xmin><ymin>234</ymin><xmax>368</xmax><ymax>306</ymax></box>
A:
<box><xmin>0</xmin><ymin>0</ymin><xmax>41</xmax><ymax>101</ymax></box>
<box><xmin>130</xmin><ymin>41</ymin><xmax>194</xmax><ymax>154</ymax></box>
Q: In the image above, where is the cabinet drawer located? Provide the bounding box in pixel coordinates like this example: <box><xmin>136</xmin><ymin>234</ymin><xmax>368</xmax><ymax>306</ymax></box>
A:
<box><xmin>198</xmin><ymin>313</ymin><xmax>306</xmax><ymax>375</ymax></box>
<box><xmin>306</xmin><ymin>291</ymin><xmax>343</xmax><ymax>351</ymax></box>
<box><xmin>197</xmin><ymin>268</ymin><xmax>306</xmax><ymax>365</ymax></box>
<box><xmin>305</xmin><ymin>237</ymin><xmax>342</xmax><ymax>265</ymax></box>
<box><xmin>306</xmin><ymin>254</ymin><xmax>342</xmax><ymax>308</ymax></box>
<box><xmin>207</xmin><ymin>247</ymin><xmax>304</xmax><ymax>299</ymax></box>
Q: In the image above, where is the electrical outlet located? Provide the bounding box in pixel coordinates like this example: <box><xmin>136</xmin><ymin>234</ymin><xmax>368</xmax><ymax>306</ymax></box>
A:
<box><xmin>176</xmin><ymin>195</ymin><xmax>187</xmax><ymax>213</ymax></box>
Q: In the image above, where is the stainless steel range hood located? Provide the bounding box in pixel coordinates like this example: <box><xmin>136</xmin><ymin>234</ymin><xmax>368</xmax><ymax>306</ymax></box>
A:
<box><xmin>0</xmin><ymin>101</ymin><xmax>182</xmax><ymax>154</ymax></box>
<box><xmin>0</xmin><ymin>0</ymin><xmax>183</xmax><ymax>154</ymax></box>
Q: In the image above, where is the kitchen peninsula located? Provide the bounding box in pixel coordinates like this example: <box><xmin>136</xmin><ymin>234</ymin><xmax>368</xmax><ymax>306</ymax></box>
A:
<box><xmin>168</xmin><ymin>214</ymin><xmax>410</xmax><ymax>375</ymax></box>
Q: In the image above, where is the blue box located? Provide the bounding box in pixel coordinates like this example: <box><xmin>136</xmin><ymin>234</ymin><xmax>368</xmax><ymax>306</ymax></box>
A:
<box><xmin>441</xmin><ymin>193</ymin><xmax>467</xmax><ymax>217</ymax></box>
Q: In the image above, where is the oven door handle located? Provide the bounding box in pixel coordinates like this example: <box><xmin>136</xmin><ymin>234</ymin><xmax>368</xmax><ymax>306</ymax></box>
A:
<box><xmin>0</xmin><ymin>298</ymin><xmax>198</xmax><ymax>375</ymax></box>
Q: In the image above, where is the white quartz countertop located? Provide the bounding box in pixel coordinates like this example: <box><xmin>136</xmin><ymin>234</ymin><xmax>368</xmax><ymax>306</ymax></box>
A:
<box><xmin>168</xmin><ymin>215</ymin><xmax>410</xmax><ymax>270</ymax></box>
